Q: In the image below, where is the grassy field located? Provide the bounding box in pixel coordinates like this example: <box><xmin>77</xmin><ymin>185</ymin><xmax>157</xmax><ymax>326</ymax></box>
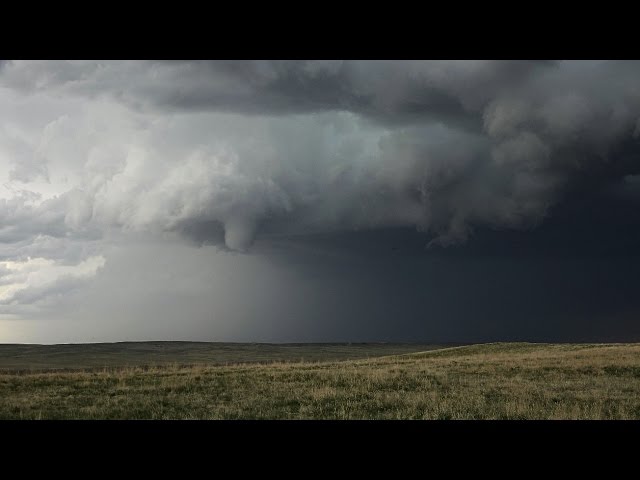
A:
<box><xmin>0</xmin><ymin>342</ymin><xmax>445</xmax><ymax>371</ymax></box>
<box><xmin>1</xmin><ymin>342</ymin><xmax>640</xmax><ymax>419</ymax></box>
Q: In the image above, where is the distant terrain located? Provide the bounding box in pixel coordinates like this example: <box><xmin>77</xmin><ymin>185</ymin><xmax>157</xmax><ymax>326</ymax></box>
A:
<box><xmin>1</xmin><ymin>342</ymin><xmax>640</xmax><ymax>419</ymax></box>
<box><xmin>0</xmin><ymin>341</ymin><xmax>448</xmax><ymax>371</ymax></box>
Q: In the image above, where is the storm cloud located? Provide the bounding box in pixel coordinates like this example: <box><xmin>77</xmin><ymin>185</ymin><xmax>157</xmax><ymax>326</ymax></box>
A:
<box><xmin>1</xmin><ymin>60</ymin><xmax>640</xmax><ymax>342</ymax></box>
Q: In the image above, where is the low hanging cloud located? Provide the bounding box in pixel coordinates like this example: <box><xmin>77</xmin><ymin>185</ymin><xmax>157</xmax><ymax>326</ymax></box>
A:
<box><xmin>0</xmin><ymin>255</ymin><xmax>105</xmax><ymax>312</ymax></box>
<box><xmin>1</xmin><ymin>60</ymin><xmax>640</xmax><ymax>264</ymax></box>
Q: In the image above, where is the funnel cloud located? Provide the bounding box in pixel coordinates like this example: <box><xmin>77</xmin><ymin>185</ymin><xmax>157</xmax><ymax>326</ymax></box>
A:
<box><xmin>1</xmin><ymin>60</ymin><xmax>640</xmax><ymax>343</ymax></box>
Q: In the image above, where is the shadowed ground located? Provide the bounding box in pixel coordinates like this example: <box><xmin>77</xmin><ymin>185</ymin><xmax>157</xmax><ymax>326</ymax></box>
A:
<box><xmin>0</xmin><ymin>342</ymin><xmax>448</xmax><ymax>371</ymax></box>
<box><xmin>1</xmin><ymin>342</ymin><xmax>639</xmax><ymax>419</ymax></box>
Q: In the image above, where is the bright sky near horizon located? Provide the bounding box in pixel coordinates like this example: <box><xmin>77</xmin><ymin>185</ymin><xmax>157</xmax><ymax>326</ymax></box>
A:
<box><xmin>2</xmin><ymin>60</ymin><xmax>640</xmax><ymax>343</ymax></box>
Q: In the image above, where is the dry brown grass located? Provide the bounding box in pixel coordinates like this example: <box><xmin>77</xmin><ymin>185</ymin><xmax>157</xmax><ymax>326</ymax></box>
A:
<box><xmin>1</xmin><ymin>342</ymin><xmax>640</xmax><ymax>419</ymax></box>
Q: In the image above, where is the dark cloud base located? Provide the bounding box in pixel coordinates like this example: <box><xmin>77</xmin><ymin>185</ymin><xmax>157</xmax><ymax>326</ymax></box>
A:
<box><xmin>1</xmin><ymin>60</ymin><xmax>640</xmax><ymax>342</ymax></box>
<box><xmin>250</xmin><ymin>185</ymin><xmax>640</xmax><ymax>343</ymax></box>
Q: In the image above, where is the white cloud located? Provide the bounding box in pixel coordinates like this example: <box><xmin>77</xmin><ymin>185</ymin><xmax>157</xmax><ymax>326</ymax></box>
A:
<box><xmin>0</xmin><ymin>255</ymin><xmax>105</xmax><ymax>309</ymax></box>
<box><xmin>1</xmin><ymin>60</ymin><xmax>640</xmax><ymax>326</ymax></box>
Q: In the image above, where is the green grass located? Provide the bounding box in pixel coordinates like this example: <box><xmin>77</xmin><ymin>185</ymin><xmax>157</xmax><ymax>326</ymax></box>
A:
<box><xmin>1</xmin><ymin>342</ymin><xmax>639</xmax><ymax>419</ymax></box>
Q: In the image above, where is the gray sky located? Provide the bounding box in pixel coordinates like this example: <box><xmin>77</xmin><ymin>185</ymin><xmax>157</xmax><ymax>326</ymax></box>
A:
<box><xmin>1</xmin><ymin>60</ymin><xmax>640</xmax><ymax>343</ymax></box>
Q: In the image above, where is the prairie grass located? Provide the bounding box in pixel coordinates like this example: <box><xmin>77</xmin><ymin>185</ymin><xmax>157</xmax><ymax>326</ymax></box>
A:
<box><xmin>0</xmin><ymin>342</ymin><xmax>444</xmax><ymax>371</ymax></box>
<box><xmin>1</xmin><ymin>343</ymin><xmax>640</xmax><ymax>419</ymax></box>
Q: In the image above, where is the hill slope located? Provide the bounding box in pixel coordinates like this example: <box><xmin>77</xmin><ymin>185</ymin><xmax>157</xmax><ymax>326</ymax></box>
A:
<box><xmin>1</xmin><ymin>342</ymin><xmax>639</xmax><ymax>419</ymax></box>
<box><xmin>0</xmin><ymin>341</ymin><xmax>448</xmax><ymax>371</ymax></box>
